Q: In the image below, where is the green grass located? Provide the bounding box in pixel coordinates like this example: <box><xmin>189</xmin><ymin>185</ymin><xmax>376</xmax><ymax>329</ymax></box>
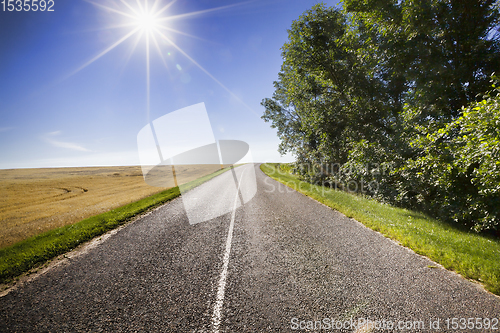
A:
<box><xmin>0</xmin><ymin>166</ymin><xmax>232</xmax><ymax>284</ymax></box>
<box><xmin>261</xmin><ymin>163</ymin><xmax>500</xmax><ymax>295</ymax></box>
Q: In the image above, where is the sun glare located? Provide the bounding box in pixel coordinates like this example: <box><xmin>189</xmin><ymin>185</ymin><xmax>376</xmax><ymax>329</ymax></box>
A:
<box><xmin>136</xmin><ymin>12</ymin><xmax>158</xmax><ymax>32</ymax></box>
<box><xmin>78</xmin><ymin>0</ymin><xmax>257</xmax><ymax>121</ymax></box>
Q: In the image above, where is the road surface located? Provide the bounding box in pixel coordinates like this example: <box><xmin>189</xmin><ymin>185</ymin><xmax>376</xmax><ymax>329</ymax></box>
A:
<box><xmin>1</xmin><ymin>164</ymin><xmax>499</xmax><ymax>332</ymax></box>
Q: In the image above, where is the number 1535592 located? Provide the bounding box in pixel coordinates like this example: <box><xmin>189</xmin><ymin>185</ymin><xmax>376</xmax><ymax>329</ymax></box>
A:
<box><xmin>2</xmin><ymin>0</ymin><xmax>54</xmax><ymax>12</ymax></box>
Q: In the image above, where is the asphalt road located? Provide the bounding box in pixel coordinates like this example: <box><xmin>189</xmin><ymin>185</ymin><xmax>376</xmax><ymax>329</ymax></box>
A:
<box><xmin>1</xmin><ymin>164</ymin><xmax>499</xmax><ymax>332</ymax></box>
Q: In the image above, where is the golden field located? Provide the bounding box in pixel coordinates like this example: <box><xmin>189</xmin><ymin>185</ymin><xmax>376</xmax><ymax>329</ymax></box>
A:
<box><xmin>0</xmin><ymin>165</ymin><xmax>221</xmax><ymax>249</ymax></box>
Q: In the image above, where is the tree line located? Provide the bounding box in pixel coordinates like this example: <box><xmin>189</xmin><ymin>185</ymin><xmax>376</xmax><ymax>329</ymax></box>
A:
<box><xmin>262</xmin><ymin>0</ymin><xmax>500</xmax><ymax>233</ymax></box>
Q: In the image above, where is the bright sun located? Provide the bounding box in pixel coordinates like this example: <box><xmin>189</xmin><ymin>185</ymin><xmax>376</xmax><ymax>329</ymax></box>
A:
<box><xmin>136</xmin><ymin>12</ymin><xmax>158</xmax><ymax>32</ymax></box>
<box><xmin>77</xmin><ymin>0</ymin><xmax>255</xmax><ymax>121</ymax></box>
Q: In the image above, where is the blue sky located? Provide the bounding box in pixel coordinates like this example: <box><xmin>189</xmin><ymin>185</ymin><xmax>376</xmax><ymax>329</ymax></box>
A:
<box><xmin>0</xmin><ymin>0</ymin><xmax>338</xmax><ymax>169</ymax></box>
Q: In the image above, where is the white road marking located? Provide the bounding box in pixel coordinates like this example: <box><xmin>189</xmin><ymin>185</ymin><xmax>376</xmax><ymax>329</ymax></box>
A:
<box><xmin>211</xmin><ymin>167</ymin><xmax>246</xmax><ymax>333</ymax></box>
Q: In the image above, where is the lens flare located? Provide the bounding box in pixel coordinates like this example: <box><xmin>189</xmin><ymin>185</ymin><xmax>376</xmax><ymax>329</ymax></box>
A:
<box><xmin>78</xmin><ymin>0</ymin><xmax>257</xmax><ymax>120</ymax></box>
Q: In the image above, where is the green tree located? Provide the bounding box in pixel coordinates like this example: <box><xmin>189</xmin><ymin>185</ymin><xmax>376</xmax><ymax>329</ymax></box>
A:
<box><xmin>401</xmin><ymin>82</ymin><xmax>500</xmax><ymax>231</ymax></box>
<box><xmin>343</xmin><ymin>0</ymin><xmax>500</xmax><ymax>123</ymax></box>
<box><xmin>262</xmin><ymin>1</ymin><xmax>500</xmax><ymax>231</ymax></box>
<box><xmin>262</xmin><ymin>4</ymin><xmax>392</xmax><ymax>179</ymax></box>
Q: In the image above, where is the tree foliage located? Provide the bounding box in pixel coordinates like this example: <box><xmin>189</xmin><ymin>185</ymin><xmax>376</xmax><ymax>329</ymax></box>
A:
<box><xmin>262</xmin><ymin>1</ymin><xmax>500</xmax><ymax>232</ymax></box>
<box><xmin>401</xmin><ymin>83</ymin><xmax>500</xmax><ymax>231</ymax></box>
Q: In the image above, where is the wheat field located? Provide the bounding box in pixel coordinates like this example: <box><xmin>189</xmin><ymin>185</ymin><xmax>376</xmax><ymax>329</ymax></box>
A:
<box><xmin>0</xmin><ymin>165</ymin><xmax>221</xmax><ymax>249</ymax></box>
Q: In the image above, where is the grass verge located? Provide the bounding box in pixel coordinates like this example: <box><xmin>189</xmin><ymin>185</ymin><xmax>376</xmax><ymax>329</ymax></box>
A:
<box><xmin>261</xmin><ymin>163</ymin><xmax>500</xmax><ymax>296</ymax></box>
<box><xmin>0</xmin><ymin>166</ymin><xmax>232</xmax><ymax>284</ymax></box>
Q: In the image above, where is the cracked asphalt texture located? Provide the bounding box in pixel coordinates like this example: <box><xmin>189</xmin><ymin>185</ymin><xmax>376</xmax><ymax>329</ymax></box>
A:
<box><xmin>1</xmin><ymin>164</ymin><xmax>499</xmax><ymax>332</ymax></box>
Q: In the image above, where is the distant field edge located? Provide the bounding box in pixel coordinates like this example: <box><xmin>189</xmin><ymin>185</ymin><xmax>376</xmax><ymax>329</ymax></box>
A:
<box><xmin>260</xmin><ymin>163</ymin><xmax>500</xmax><ymax>296</ymax></box>
<box><xmin>0</xmin><ymin>166</ymin><xmax>233</xmax><ymax>285</ymax></box>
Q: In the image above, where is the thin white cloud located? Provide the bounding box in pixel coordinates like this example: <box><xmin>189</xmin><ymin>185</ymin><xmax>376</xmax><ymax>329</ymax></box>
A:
<box><xmin>0</xmin><ymin>127</ymin><xmax>14</xmax><ymax>133</ymax></box>
<box><xmin>43</xmin><ymin>131</ymin><xmax>92</xmax><ymax>152</ymax></box>
<box><xmin>48</xmin><ymin>140</ymin><xmax>92</xmax><ymax>152</ymax></box>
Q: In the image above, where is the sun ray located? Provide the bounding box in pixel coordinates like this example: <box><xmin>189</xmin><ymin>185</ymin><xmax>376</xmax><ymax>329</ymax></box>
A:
<box><xmin>150</xmin><ymin>0</ymin><xmax>163</xmax><ymax>13</ymax></box>
<box><xmin>76</xmin><ymin>22</ymin><xmax>139</xmax><ymax>34</ymax></box>
<box><xmin>81</xmin><ymin>0</ymin><xmax>259</xmax><ymax>123</ymax></box>
<box><xmin>146</xmin><ymin>32</ymin><xmax>151</xmax><ymax>123</ymax></box>
<box><xmin>156</xmin><ymin>24</ymin><xmax>218</xmax><ymax>44</ymax></box>
<box><xmin>85</xmin><ymin>0</ymin><xmax>137</xmax><ymax>20</ymax></box>
<box><xmin>135</xmin><ymin>0</ymin><xmax>144</xmax><ymax>14</ymax></box>
<box><xmin>156</xmin><ymin>2</ymin><xmax>250</xmax><ymax>23</ymax></box>
<box><xmin>154</xmin><ymin>28</ymin><xmax>258</xmax><ymax>116</ymax></box>
<box><xmin>150</xmin><ymin>33</ymin><xmax>170</xmax><ymax>71</ymax></box>
<box><xmin>153</xmin><ymin>0</ymin><xmax>177</xmax><ymax>18</ymax></box>
<box><xmin>68</xmin><ymin>27</ymin><xmax>140</xmax><ymax>78</ymax></box>
<box><xmin>121</xmin><ymin>30</ymin><xmax>144</xmax><ymax>75</ymax></box>
<box><xmin>119</xmin><ymin>0</ymin><xmax>141</xmax><ymax>16</ymax></box>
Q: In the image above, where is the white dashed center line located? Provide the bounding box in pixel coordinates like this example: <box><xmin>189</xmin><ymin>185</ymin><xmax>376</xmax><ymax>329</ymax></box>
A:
<box><xmin>211</xmin><ymin>168</ymin><xmax>246</xmax><ymax>333</ymax></box>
